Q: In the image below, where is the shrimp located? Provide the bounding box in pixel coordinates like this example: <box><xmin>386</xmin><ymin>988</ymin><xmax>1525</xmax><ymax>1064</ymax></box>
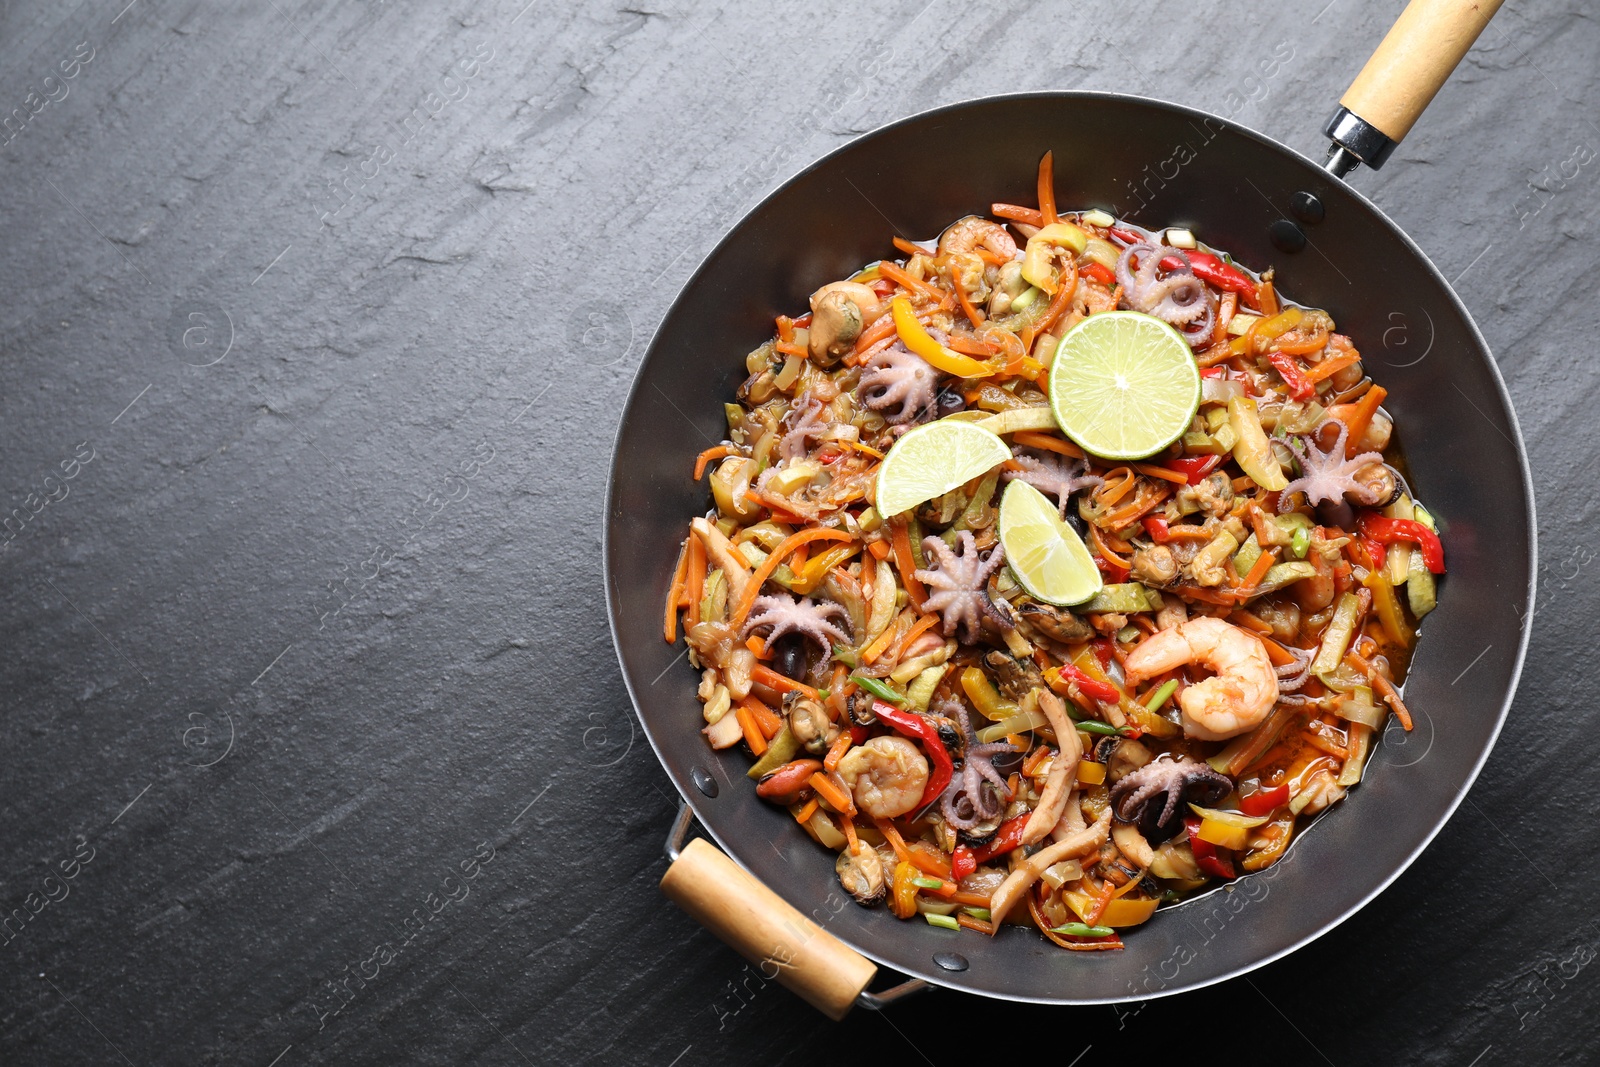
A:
<box><xmin>1123</xmin><ymin>617</ymin><xmax>1279</xmax><ymax>741</ymax></box>
<box><xmin>835</xmin><ymin>735</ymin><xmax>928</xmax><ymax>819</ymax></box>
<box><xmin>938</xmin><ymin>216</ymin><xmax>1018</xmax><ymax>259</ymax></box>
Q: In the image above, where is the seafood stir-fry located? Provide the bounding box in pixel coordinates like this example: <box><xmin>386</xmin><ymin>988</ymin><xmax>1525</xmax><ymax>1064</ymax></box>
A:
<box><xmin>663</xmin><ymin>154</ymin><xmax>1445</xmax><ymax>950</ymax></box>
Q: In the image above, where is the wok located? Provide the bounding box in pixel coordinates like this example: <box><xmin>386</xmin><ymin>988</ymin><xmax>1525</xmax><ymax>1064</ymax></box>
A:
<box><xmin>606</xmin><ymin>0</ymin><xmax>1534</xmax><ymax>1015</ymax></box>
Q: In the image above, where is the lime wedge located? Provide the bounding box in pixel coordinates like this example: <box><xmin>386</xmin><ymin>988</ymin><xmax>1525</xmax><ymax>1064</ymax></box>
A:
<box><xmin>874</xmin><ymin>420</ymin><xmax>1010</xmax><ymax>519</ymax></box>
<box><xmin>998</xmin><ymin>479</ymin><xmax>1103</xmax><ymax>606</ymax></box>
<box><xmin>1048</xmin><ymin>310</ymin><xmax>1200</xmax><ymax>460</ymax></box>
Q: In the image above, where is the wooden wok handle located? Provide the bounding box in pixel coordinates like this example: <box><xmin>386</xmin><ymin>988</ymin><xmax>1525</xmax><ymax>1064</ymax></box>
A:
<box><xmin>660</xmin><ymin>837</ymin><xmax>877</xmax><ymax>1020</ymax></box>
<box><xmin>1326</xmin><ymin>0</ymin><xmax>1503</xmax><ymax>172</ymax></box>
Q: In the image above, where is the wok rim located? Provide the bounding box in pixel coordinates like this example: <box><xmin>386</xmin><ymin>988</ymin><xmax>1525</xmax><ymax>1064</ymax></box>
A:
<box><xmin>604</xmin><ymin>89</ymin><xmax>1537</xmax><ymax>1005</ymax></box>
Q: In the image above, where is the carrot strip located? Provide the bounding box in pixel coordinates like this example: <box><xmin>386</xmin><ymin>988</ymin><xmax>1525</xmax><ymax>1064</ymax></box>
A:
<box><xmin>853</xmin><ymin>311</ymin><xmax>898</xmax><ymax>357</ymax></box>
<box><xmin>1086</xmin><ymin>878</ymin><xmax>1118</xmax><ymax>926</ymax></box>
<box><xmin>956</xmin><ymin>913</ymin><xmax>995</xmax><ymax>935</ymax></box>
<box><xmin>892</xmin><ymin>613</ymin><xmax>941</xmax><ymax>663</ymax></box>
<box><xmin>694</xmin><ymin>445</ymin><xmax>735</xmax><ymax>479</ymax></box>
<box><xmin>873</xmin><ymin>818</ymin><xmax>914</xmax><ymax>865</ymax></box>
<box><xmin>892</xmin><ymin>236</ymin><xmax>931</xmax><ymax>258</ymax></box>
<box><xmin>735</xmin><ymin>704</ymin><xmax>768</xmax><ymax>756</ymax></box>
<box><xmin>992</xmin><ymin>203</ymin><xmax>1044</xmax><ymax>226</ymax></box>
<box><xmin>663</xmin><ymin>536</ymin><xmax>690</xmax><ymax>643</ymax></box>
<box><xmin>1021</xmin><ymin>745</ymin><xmax>1051</xmax><ymax>777</ymax></box>
<box><xmin>1097</xmin><ymin>467</ymin><xmax>1136</xmax><ymax>507</ymax></box>
<box><xmin>861</xmin><ymin>610</ymin><xmax>908</xmax><ymax>666</ymax></box>
<box><xmin>951</xmin><ymin>889</ymin><xmax>992</xmax><ymax>908</ymax></box>
<box><xmin>1035</xmin><ymin>260</ymin><xmax>1079</xmax><ymax>335</ymax></box>
<box><xmin>745</xmin><ymin>634</ymin><xmax>771</xmax><ymax>659</ymax></box>
<box><xmin>1346</xmin><ymin>649</ymin><xmax>1413</xmax><ymax>731</ymax></box>
<box><xmin>1303</xmin><ymin>347</ymin><xmax>1361</xmax><ymax>384</ymax></box>
<box><xmin>890</xmin><ymin>520</ymin><xmax>928</xmax><ymax>608</ymax></box>
<box><xmin>1256</xmin><ymin>633</ymin><xmax>1300</xmax><ymax>666</ymax></box>
<box><xmin>1090</xmin><ymin>524</ymin><xmax>1132</xmax><ymax>568</ymax></box>
<box><xmin>877</xmin><ymin>260</ymin><xmax>947</xmax><ymax>303</ymax></box>
<box><xmin>867</xmin><ymin>538</ymin><xmax>891</xmax><ymax>561</ymax></box>
<box><xmin>684</xmin><ymin>534</ymin><xmax>707</xmax><ymax>627</ymax></box>
<box><xmin>1037</xmin><ymin>151</ymin><xmax>1058</xmax><ymax>226</ymax></box>
<box><xmin>1132</xmin><ymin>463</ymin><xmax>1189</xmax><ymax>485</ymax></box>
<box><xmin>1275</xmin><ymin>327</ymin><xmax>1330</xmax><ymax>356</ymax></box>
<box><xmin>730</xmin><ymin>527</ymin><xmax>854</xmax><ymax>629</ymax></box>
<box><xmin>823</xmin><ymin>731</ymin><xmax>853</xmax><ymax>773</ymax></box>
<box><xmin>1012</xmin><ymin>430</ymin><xmax>1086</xmax><ymax>459</ymax></box>
<box><xmin>742</xmin><ymin>695</ymin><xmax>783</xmax><ymax>739</ymax></box>
<box><xmin>1339</xmin><ymin>384</ymin><xmax>1388</xmax><ymax>459</ymax></box>
<box><xmin>1230</xmin><ymin>609</ymin><xmax>1274</xmax><ymax>636</ymax></box>
<box><xmin>951</xmin><ymin>264</ymin><xmax>986</xmax><ymax>329</ymax></box>
<box><xmin>841</xmin><ymin>815</ymin><xmax>859</xmax><ymax>851</ymax></box>
<box><xmin>793</xmin><ymin>797</ymin><xmax>820</xmax><ymax>823</ymax></box>
<box><xmin>752</xmin><ymin>664</ymin><xmax>820</xmax><ymax>701</ymax></box>
<box><xmin>810</xmin><ymin>772</ymin><xmax>855</xmax><ymax>815</ymax></box>
<box><xmin>1236</xmin><ymin>547</ymin><xmax>1279</xmax><ymax>600</ymax></box>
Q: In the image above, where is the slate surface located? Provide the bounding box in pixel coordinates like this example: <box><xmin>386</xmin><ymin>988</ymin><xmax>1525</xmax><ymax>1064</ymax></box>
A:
<box><xmin>0</xmin><ymin>2</ymin><xmax>1595</xmax><ymax>1064</ymax></box>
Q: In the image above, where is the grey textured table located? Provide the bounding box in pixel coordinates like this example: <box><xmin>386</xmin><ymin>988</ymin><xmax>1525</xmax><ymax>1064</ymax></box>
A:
<box><xmin>1</xmin><ymin>2</ymin><xmax>1594</xmax><ymax>1064</ymax></box>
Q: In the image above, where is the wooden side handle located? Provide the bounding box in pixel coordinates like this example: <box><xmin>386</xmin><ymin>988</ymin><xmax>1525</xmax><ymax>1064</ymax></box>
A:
<box><xmin>1341</xmin><ymin>0</ymin><xmax>1505</xmax><ymax>142</ymax></box>
<box><xmin>660</xmin><ymin>837</ymin><xmax>877</xmax><ymax>1020</ymax></box>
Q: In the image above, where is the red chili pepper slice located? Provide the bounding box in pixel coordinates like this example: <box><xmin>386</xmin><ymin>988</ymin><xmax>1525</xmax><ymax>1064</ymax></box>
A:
<box><xmin>1143</xmin><ymin>516</ymin><xmax>1171</xmax><ymax>544</ymax></box>
<box><xmin>1095</xmin><ymin>556</ymin><xmax>1130</xmax><ymax>584</ymax></box>
<box><xmin>1358</xmin><ymin>514</ymin><xmax>1445</xmax><ymax>574</ymax></box>
<box><xmin>1059</xmin><ymin>664</ymin><xmax>1122</xmax><ymax>706</ymax></box>
<box><xmin>951</xmin><ymin>845</ymin><xmax>977</xmax><ymax>881</ymax></box>
<box><xmin>1239</xmin><ymin>784</ymin><xmax>1290</xmax><ymax>817</ymax></box>
<box><xmin>1092</xmin><ymin>637</ymin><xmax>1115</xmax><ymax>669</ymax></box>
<box><xmin>872</xmin><ymin>700</ymin><xmax>953</xmax><ymax>809</ymax></box>
<box><xmin>1200</xmin><ymin>366</ymin><xmax>1226</xmax><ymax>379</ymax></box>
<box><xmin>1162</xmin><ymin>250</ymin><xmax>1261</xmax><ymax>310</ymax></box>
<box><xmin>1167</xmin><ymin>454</ymin><xmax>1223</xmax><ymax>486</ymax></box>
<box><xmin>848</xmin><ymin>724</ymin><xmax>870</xmax><ymax>746</ymax></box>
<box><xmin>1267</xmin><ymin>350</ymin><xmax>1315</xmax><ymax>401</ymax></box>
<box><xmin>969</xmin><ymin>814</ymin><xmax>1030</xmax><ymax>864</ymax></box>
<box><xmin>1080</xmin><ymin>261</ymin><xmax>1117</xmax><ymax>287</ymax></box>
<box><xmin>1363</xmin><ymin>537</ymin><xmax>1387</xmax><ymax>573</ymax></box>
<box><xmin>1185</xmin><ymin>815</ymin><xmax>1236</xmax><ymax>879</ymax></box>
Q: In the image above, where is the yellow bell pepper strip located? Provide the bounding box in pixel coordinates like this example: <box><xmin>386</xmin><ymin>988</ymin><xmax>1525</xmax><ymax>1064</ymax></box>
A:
<box><xmin>960</xmin><ymin>666</ymin><xmax>1018</xmax><ymax>721</ymax></box>
<box><xmin>1021</xmin><ymin>222</ymin><xmax>1089</xmax><ymax>294</ymax></box>
<box><xmin>1063</xmin><ymin>887</ymin><xmax>1162</xmax><ymax>927</ymax></box>
<box><xmin>1231</xmin><ymin>306</ymin><xmax>1302</xmax><ymax>356</ymax></box>
<box><xmin>1364</xmin><ymin>568</ymin><xmax>1414</xmax><ymax>648</ymax></box>
<box><xmin>787</xmin><ymin>542</ymin><xmax>860</xmax><ymax>595</ymax></box>
<box><xmin>1228</xmin><ymin>395</ymin><xmax>1288</xmax><ymax>491</ymax></box>
<box><xmin>1188</xmin><ymin>804</ymin><xmax>1271</xmax><ymax>850</ymax></box>
<box><xmin>891</xmin><ymin>296</ymin><xmax>993</xmax><ymax>378</ymax></box>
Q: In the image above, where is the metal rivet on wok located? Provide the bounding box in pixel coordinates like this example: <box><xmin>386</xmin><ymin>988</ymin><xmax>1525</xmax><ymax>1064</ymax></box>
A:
<box><xmin>1269</xmin><ymin>219</ymin><xmax>1306</xmax><ymax>254</ymax></box>
<box><xmin>1290</xmin><ymin>190</ymin><xmax>1325</xmax><ymax>225</ymax></box>
<box><xmin>933</xmin><ymin>952</ymin><xmax>969</xmax><ymax>972</ymax></box>
<box><xmin>691</xmin><ymin>766</ymin><xmax>718</xmax><ymax>798</ymax></box>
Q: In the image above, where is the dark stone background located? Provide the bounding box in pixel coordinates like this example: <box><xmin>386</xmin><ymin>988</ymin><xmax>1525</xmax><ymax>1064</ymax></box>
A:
<box><xmin>0</xmin><ymin>1</ymin><xmax>1593</xmax><ymax>1064</ymax></box>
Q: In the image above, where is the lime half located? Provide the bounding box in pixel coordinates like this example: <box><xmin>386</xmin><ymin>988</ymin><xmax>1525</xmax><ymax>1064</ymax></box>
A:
<box><xmin>1048</xmin><ymin>310</ymin><xmax>1200</xmax><ymax>460</ymax></box>
<box><xmin>874</xmin><ymin>420</ymin><xmax>1010</xmax><ymax>519</ymax></box>
<box><xmin>998</xmin><ymin>479</ymin><xmax>1103</xmax><ymax>606</ymax></box>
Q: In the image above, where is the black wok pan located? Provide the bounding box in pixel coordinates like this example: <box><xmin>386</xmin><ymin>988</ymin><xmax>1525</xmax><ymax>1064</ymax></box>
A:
<box><xmin>606</xmin><ymin>0</ymin><xmax>1534</xmax><ymax>1014</ymax></box>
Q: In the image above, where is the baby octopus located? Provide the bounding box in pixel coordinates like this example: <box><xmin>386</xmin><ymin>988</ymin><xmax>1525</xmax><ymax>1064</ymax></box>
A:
<box><xmin>742</xmin><ymin>592</ymin><xmax>851</xmax><ymax>655</ymax></box>
<box><xmin>1278</xmin><ymin>419</ymin><xmax>1385</xmax><ymax>511</ymax></box>
<box><xmin>935</xmin><ymin>696</ymin><xmax>1015</xmax><ymax>831</ymax></box>
<box><xmin>858</xmin><ymin>345</ymin><xmax>939</xmax><ymax>424</ymax></box>
<box><xmin>1002</xmin><ymin>448</ymin><xmax>1103</xmax><ymax>517</ymax></box>
<box><xmin>1115</xmin><ymin>242</ymin><xmax>1214</xmax><ymax>343</ymax></box>
<box><xmin>915</xmin><ymin>532</ymin><xmax>1009</xmax><ymax>644</ymax></box>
